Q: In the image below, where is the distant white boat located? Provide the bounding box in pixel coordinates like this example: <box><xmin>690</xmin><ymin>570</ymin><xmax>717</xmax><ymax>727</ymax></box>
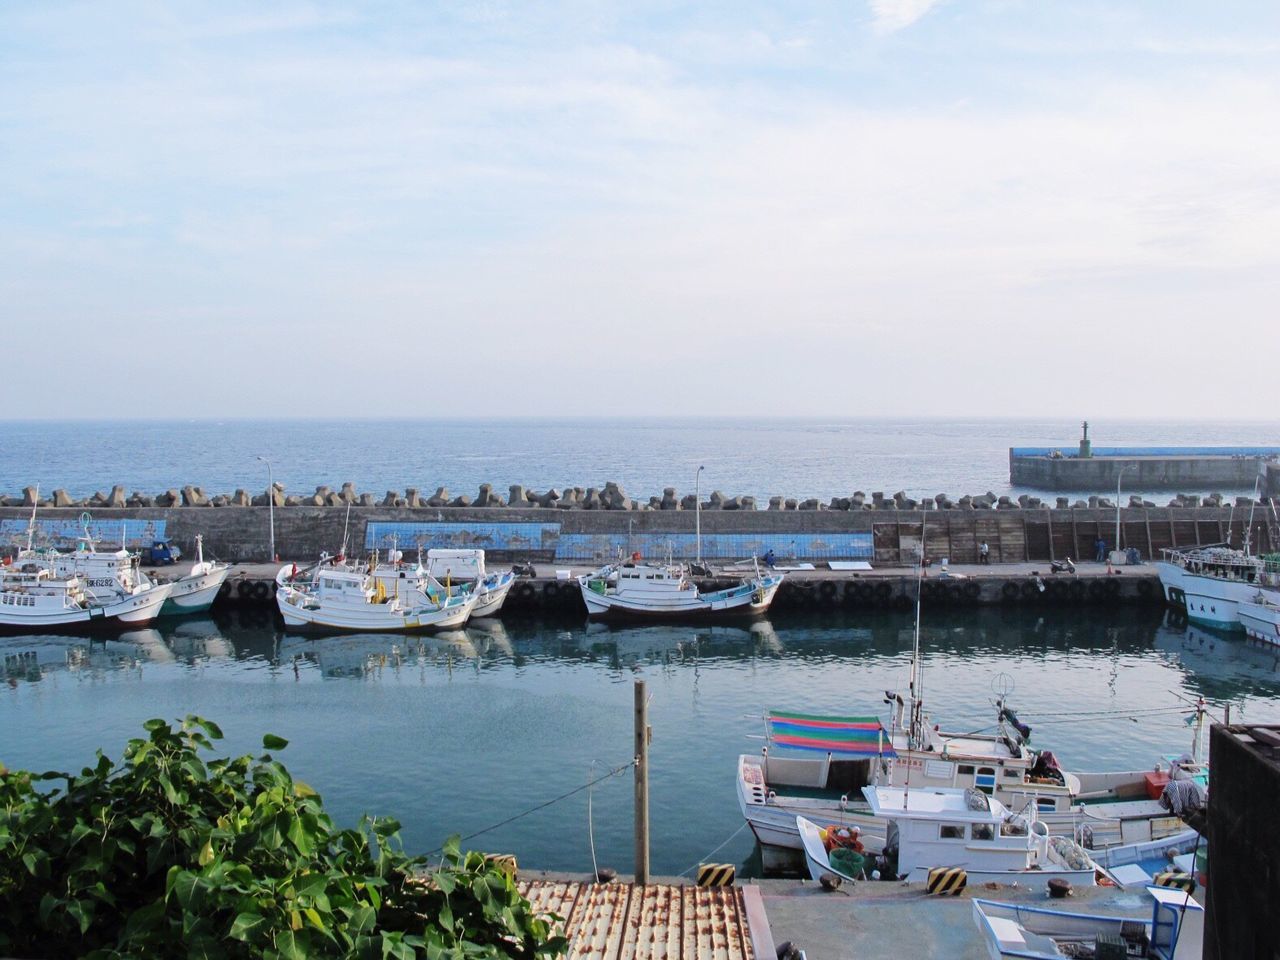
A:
<box><xmin>425</xmin><ymin>548</ymin><xmax>514</xmax><ymax>619</ymax></box>
<box><xmin>973</xmin><ymin>885</ymin><xmax>1203</xmax><ymax>959</ymax></box>
<box><xmin>275</xmin><ymin>560</ymin><xmax>476</xmax><ymax>633</ymax></box>
<box><xmin>578</xmin><ymin>558</ymin><xmax>782</xmax><ymax>620</ymax></box>
<box><xmin>798</xmin><ymin>784</ymin><xmax>1098</xmax><ymax>887</ymax></box>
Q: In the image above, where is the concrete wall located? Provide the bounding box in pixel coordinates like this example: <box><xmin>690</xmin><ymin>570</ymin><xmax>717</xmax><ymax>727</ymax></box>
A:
<box><xmin>1010</xmin><ymin>453</ymin><xmax>1274</xmax><ymax>491</ymax></box>
<box><xmin>1</xmin><ymin>504</ymin><xmax>1271</xmax><ymax>564</ymax></box>
<box><xmin>1206</xmin><ymin>724</ymin><xmax>1280</xmax><ymax>960</ymax></box>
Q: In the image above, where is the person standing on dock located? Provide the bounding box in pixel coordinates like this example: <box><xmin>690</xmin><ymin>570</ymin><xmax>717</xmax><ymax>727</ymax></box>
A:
<box><xmin>1094</xmin><ymin>537</ymin><xmax>1107</xmax><ymax>562</ymax></box>
<box><xmin>979</xmin><ymin>541</ymin><xmax>990</xmax><ymax>565</ymax></box>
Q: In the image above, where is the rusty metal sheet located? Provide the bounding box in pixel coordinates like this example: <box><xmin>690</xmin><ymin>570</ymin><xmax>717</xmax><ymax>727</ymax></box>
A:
<box><xmin>518</xmin><ymin>882</ymin><xmax>758</xmax><ymax>960</ymax></box>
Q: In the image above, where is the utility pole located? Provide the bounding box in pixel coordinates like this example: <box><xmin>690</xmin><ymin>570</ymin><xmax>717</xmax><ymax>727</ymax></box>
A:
<box><xmin>634</xmin><ymin>679</ymin><xmax>650</xmax><ymax>885</ymax></box>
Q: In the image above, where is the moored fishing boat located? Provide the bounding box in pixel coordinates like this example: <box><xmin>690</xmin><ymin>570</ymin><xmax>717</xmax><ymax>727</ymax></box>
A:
<box><xmin>0</xmin><ymin>565</ymin><xmax>171</xmax><ymax>634</ymax></box>
<box><xmin>1155</xmin><ymin>546</ymin><xmax>1280</xmax><ymax>630</ymax></box>
<box><xmin>578</xmin><ymin>557</ymin><xmax>782</xmax><ymax>620</ymax></box>
<box><xmin>737</xmin><ymin>561</ymin><xmax>1206</xmax><ymax>868</ymax></box>
<box><xmin>1238</xmin><ymin>593</ymin><xmax>1280</xmax><ymax>649</ymax></box>
<box><xmin>425</xmin><ymin>548</ymin><xmax>515</xmax><ymax>619</ymax></box>
<box><xmin>275</xmin><ymin>559</ymin><xmax>477</xmax><ymax>633</ymax></box>
<box><xmin>157</xmin><ymin>535</ymin><xmax>231</xmax><ymax>616</ymax></box>
<box><xmin>798</xmin><ymin>784</ymin><xmax>1098</xmax><ymax>887</ymax></box>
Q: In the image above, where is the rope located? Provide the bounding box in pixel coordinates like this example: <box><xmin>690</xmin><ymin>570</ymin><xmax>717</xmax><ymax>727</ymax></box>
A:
<box><xmin>428</xmin><ymin>758</ymin><xmax>635</xmax><ymax>856</ymax></box>
<box><xmin>587</xmin><ymin>759</ymin><xmax>602</xmax><ymax>881</ymax></box>
<box><xmin>677</xmin><ymin>822</ymin><xmax>750</xmax><ymax>878</ymax></box>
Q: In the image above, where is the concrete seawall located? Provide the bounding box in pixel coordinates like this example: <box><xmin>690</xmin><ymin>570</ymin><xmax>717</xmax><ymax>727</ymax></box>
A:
<box><xmin>1010</xmin><ymin>446</ymin><xmax>1280</xmax><ymax>491</ymax></box>
<box><xmin>6</xmin><ymin>504</ymin><xmax>1269</xmax><ymax>565</ymax></box>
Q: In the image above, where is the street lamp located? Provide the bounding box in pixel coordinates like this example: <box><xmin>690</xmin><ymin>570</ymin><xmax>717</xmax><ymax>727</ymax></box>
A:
<box><xmin>1114</xmin><ymin>464</ymin><xmax>1135</xmax><ymax>560</ymax></box>
<box><xmin>694</xmin><ymin>465</ymin><xmax>705</xmax><ymax>565</ymax></box>
<box><xmin>257</xmin><ymin>456</ymin><xmax>276</xmax><ymax>563</ymax></box>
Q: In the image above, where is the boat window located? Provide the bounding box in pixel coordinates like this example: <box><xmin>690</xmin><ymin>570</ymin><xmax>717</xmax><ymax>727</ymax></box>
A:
<box><xmin>958</xmin><ymin>765</ymin><xmax>975</xmax><ymax>776</ymax></box>
<box><xmin>1003</xmin><ymin>769</ymin><xmax>1021</xmax><ymax>779</ymax></box>
<box><xmin>1036</xmin><ymin>798</ymin><xmax>1057</xmax><ymax>812</ymax></box>
<box><xmin>939</xmin><ymin>825</ymin><xmax>965</xmax><ymax>840</ymax></box>
<box><xmin>970</xmin><ymin>823</ymin><xmax>994</xmax><ymax>841</ymax></box>
<box><xmin>975</xmin><ymin>767</ymin><xmax>996</xmax><ymax>795</ymax></box>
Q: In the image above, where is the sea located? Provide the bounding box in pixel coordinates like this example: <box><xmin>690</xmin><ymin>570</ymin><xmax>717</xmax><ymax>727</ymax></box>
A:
<box><xmin>1</xmin><ymin>417</ymin><xmax>1278</xmax><ymax>876</ymax></box>
<box><xmin>1</xmin><ymin>416</ymin><xmax>1275</xmax><ymax>503</ymax></box>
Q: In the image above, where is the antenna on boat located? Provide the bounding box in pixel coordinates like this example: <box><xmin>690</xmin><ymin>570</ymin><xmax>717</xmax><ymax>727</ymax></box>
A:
<box><xmin>341</xmin><ymin>500</ymin><xmax>352</xmax><ymax>559</ymax></box>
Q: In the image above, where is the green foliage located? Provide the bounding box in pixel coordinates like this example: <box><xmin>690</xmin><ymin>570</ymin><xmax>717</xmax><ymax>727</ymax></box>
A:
<box><xmin>0</xmin><ymin>717</ymin><xmax>567</xmax><ymax>960</ymax></box>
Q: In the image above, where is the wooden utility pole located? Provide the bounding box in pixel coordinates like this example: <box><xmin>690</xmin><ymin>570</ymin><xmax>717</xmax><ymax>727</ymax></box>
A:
<box><xmin>634</xmin><ymin>679</ymin><xmax>650</xmax><ymax>885</ymax></box>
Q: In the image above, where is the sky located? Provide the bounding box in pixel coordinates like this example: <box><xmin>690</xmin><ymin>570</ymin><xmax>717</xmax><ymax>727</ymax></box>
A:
<box><xmin>2</xmin><ymin>1</ymin><xmax>1278</xmax><ymax>419</ymax></box>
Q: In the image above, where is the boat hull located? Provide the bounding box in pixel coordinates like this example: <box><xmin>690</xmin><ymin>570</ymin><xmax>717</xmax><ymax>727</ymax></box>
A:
<box><xmin>1239</xmin><ymin>599</ymin><xmax>1280</xmax><ymax>649</ymax></box>
<box><xmin>471</xmin><ymin>574</ymin><xmax>514</xmax><ymax>619</ymax></box>
<box><xmin>0</xmin><ymin>584</ymin><xmax>172</xmax><ymax>635</ymax></box>
<box><xmin>580</xmin><ymin>580</ymin><xmax>780</xmax><ymax>621</ymax></box>
<box><xmin>1155</xmin><ymin>559</ymin><xmax>1280</xmax><ymax>630</ymax></box>
<box><xmin>277</xmin><ymin>588</ymin><xmax>475</xmax><ymax>633</ymax></box>
<box><xmin>159</xmin><ymin>565</ymin><xmax>231</xmax><ymax>617</ymax></box>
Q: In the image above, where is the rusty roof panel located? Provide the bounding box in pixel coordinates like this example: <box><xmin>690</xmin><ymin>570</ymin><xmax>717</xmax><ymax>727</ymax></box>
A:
<box><xmin>518</xmin><ymin>882</ymin><xmax>760</xmax><ymax>960</ymax></box>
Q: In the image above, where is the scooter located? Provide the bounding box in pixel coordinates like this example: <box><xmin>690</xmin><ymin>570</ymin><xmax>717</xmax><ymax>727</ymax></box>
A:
<box><xmin>1049</xmin><ymin>557</ymin><xmax>1076</xmax><ymax>574</ymax></box>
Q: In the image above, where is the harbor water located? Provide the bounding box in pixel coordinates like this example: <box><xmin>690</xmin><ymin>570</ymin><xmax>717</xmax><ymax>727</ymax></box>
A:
<box><xmin>3</xmin><ymin>606</ymin><xmax>1277</xmax><ymax>876</ymax></box>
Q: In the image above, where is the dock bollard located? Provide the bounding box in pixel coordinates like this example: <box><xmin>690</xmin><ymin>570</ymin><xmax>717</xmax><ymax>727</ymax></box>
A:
<box><xmin>926</xmin><ymin>866</ymin><xmax>967</xmax><ymax>895</ymax></box>
<box><xmin>696</xmin><ymin>863</ymin><xmax>736</xmax><ymax>887</ymax></box>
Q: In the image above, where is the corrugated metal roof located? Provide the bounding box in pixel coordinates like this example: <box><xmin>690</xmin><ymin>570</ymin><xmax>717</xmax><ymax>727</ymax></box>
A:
<box><xmin>518</xmin><ymin>881</ymin><xmax>773</xmax><ymax>960</ymax></box>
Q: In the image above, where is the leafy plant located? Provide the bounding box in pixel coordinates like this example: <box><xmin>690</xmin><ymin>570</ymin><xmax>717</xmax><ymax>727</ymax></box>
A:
<box><xmin>0</xmin><ymin>717</ymin><xmax>567</xmax><ymax>960</ymax></box>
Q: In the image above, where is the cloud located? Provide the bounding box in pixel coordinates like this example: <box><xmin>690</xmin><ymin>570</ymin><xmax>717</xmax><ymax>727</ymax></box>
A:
<box><xmin>868</xmin><ymin>0</ymin><xmax>941</xmax><ymax>34</ymax></box>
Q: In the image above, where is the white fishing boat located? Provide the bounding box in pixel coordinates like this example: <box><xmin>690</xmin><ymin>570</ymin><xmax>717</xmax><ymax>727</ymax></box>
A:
<box><xmin>275</xmin><ymin>560</ymin><xmax>477</xmax><ymax>633</ymax></box>
<box><xmin>973</xmin><ymin>885</ymin><xmax>1203</xmax><ymax>959</ymax></box>
<box><xmin>425</xmin><ymin>548</ymin><xmax>515</xmax><ymax>619</ymax></box>
<box><xmin>578</xmin><ymin>557</ymin><xmax>782</xmax><ymax>620</ymax></box>
<box><xmin>1238</xmin><ymin>592</ymin><xmax>1280</xmax><ymax>649</ymax></box>
<box><xmin>0</xmin><ymin>565</ymin><xmax>171</xmax><ymax>633</ymax></box>
<box><xmin>737</xmin><ymin>563</ymin><xmax>1204</xmax><ymax>868</ymax></box>
<box><xmin>21</xmin><ymin>514</ymin><xmax>194</xmax><ymax>615</ymax></box>
<box><xmin>797</xmin><ymin>785</ymin><xmax>1098</xmax><ymax>887</ymax></box>
<box><xmin>1155</xmin><ymin>546</ymin><xmax>1280</xmax><ymax>630</ymax></box>
<box><xmin>158</xmin><ymin>535</ymin><xmax>231</xmax><ymax>616</ymax></box>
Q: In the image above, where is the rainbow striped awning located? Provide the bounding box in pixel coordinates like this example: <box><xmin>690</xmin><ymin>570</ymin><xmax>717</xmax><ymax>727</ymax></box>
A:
<box><xmin>766</xmin><ymin>711</ymin><xmax>896</xmax><ymax>758</ymax></box>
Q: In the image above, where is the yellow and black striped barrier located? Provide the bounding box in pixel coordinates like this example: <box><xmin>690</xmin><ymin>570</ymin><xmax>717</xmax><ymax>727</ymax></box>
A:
<box><xmin>926</xmin><ymin>867</ymin><xmax>967</xmax><ymax>895</ymax></box>
<box><xmin>696</xmin><ymin>863</ymin><xmax>736</xmax><ymax>887</ymax></box>
<box><xmin>1154</xmin><ymin>870</ymin><xmax>1196</xmax><ymax>893</ymax></box>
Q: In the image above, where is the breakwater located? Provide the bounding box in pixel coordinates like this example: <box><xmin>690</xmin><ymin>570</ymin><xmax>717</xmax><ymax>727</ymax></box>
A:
<box><xmin>1010</xmin><ymin>446</ymin><xmax>1280</xmax><ymax>491</ymax></box>
<box><xmin>1</xmin><ymin>501</ymin><xmax>1273</xmax><ymax>566</ymax></box>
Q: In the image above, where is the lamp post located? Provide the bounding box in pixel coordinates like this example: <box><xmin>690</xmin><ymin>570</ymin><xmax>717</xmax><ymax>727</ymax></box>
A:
<box><xmin>258</xmin><ymin>456</ymin><xmax>276</xmax><ymax>563</ymax></box>
<box><xmin>694</xmin><ymin>465</ymin><xmax>705</xmax><ymax>565</ymax></box>
<box><xmin>1114</xmin><ymin>464</ymin><xmax>1135</xmax><ymax>558</ymax></box>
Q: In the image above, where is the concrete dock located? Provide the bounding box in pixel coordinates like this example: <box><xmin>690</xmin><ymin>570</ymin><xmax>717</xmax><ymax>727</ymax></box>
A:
<box><xmin>198</xmin><ymin>560</ymin><xmax>1165</xmax><ymax>616</ymax></box>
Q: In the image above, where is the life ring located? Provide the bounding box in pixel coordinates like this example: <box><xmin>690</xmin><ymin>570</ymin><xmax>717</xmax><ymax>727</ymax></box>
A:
<box><xmin>236</xmin><ymin>580</ymin><xmax>253</xmax><ymax>598</ymax></box>
<box><xmin>818</xmin><ymin>581</ymin><xmax>838</xmax><ymax>600</ymax></box>
<box><xmin>1001</xmin><ymin>582</ymin><xmax>1020</xmax><ymax>601</ymax></box>
<box><xmin>1088</xmin><ymin>580</ymin><xmax>1106</xmax><ymax>600</ymax></box>
<box><xmin>252</xmin><ymin>581</ymin><xmax>270</xmax><ymax>601</ymax></box>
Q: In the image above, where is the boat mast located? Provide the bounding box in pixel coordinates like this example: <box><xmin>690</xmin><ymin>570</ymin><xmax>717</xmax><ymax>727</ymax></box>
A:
<box><xmin>1244</xmin><ymin>475</ymin><xmax>1262</xmax><ymax>556</ymax></box>
<box><xmin>908</xmin><ymin>523</ymin><xmax>925</xmax><ymax>749</ymax></box>
<box><xmin>24</xmin><ymin>485</ymin><xmax>39</xmax><ymax>554</ymax></box>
